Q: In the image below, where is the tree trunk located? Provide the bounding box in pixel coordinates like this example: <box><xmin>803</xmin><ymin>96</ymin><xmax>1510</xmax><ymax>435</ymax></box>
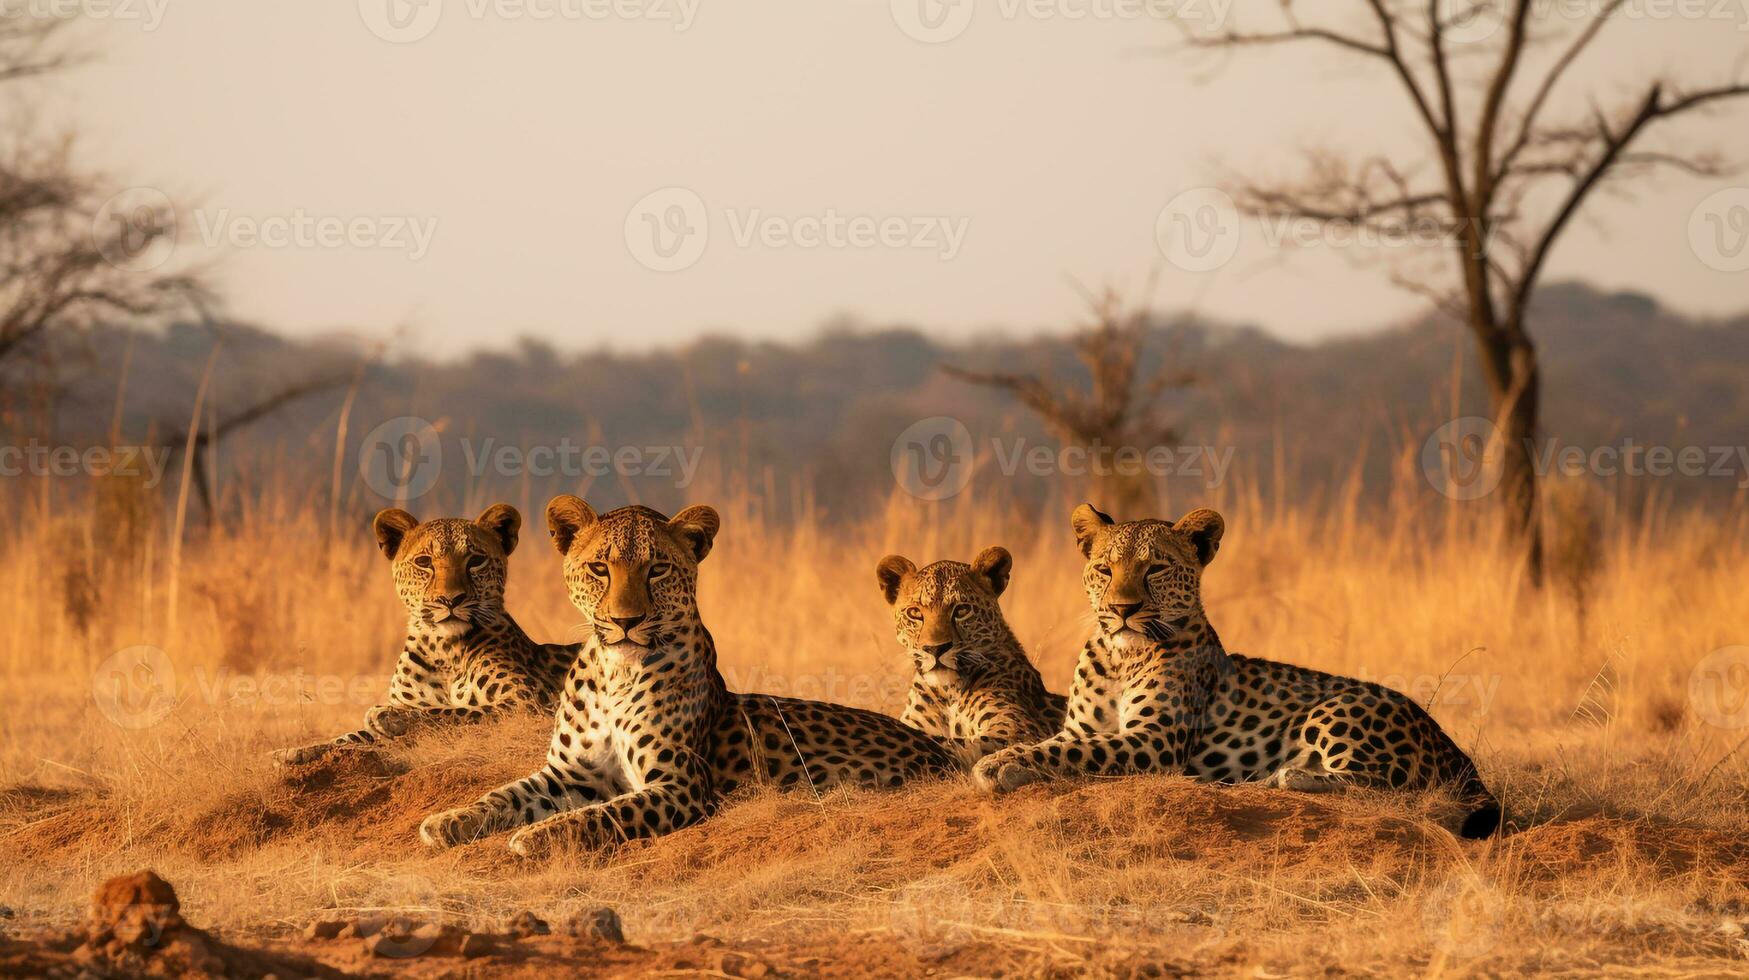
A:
<box><xmin>1478</xmin><ymin>328</ymin><xmax>1545</xmax><ymax>585</ymax></box>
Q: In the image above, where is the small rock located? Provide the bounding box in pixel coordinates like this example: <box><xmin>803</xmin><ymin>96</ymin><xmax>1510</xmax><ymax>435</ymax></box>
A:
<box><xmin>460</xmin><ymin>932</ymin><xmax>498</xmax><ymax>958</ymax></box>
<box><xmin>337</xmin><ymin>916</ymin><xmax>386</xmax><ymax>939</ymax></box>
<box><xmin>507</xmin><ymin>910</ymin><xmax>550</xmax><ymax>939</ymax></box>
<box><xmin>719</xmin><ymin>951</ymin><xmax>771</xmax><ymax>977</ymax></box>
<box><xmin>87</xmin><ymin>871</ymin><xmax>183</xmax><ymax>947</ymax></box>
<box><xmin>567</xmin><ymin>906</ymin><xmax>624</xmax><ymax>943</ymax></box>
<box><xmin>303</xmin><ymin>920</ymin><xmax>345</xmax><ymax>941</ymax></box>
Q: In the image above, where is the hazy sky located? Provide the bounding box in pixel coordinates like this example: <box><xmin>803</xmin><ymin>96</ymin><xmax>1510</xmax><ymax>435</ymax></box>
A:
<box><xmin>47</xmin><ymin>2</ymin><xmax>1749</xmax><ymax>356</ymax></box>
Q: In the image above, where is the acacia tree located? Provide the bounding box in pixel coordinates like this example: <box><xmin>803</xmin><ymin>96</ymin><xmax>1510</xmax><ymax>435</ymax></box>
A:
<box><xmin>945</xmin><ymin>290</ymin><xmax>1196</xmax><ymax>514</ymax></box>
<box><xmin>1181</xmin><ymin>1</ymin><xmax>1749</xmax><ymax>581</ymax></box>
<box><xmin>0</xmin><ymin>12</ymin><xmax>196</xmax><ymax>379</ymax></box>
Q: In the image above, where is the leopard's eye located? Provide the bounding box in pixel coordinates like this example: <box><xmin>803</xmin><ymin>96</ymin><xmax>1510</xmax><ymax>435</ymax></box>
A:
<box><xmin>1146</xmin><ymin>563</ymin><xmax>1168</xmax><ymax>577</ymax></box>
<box><xmin>904</xmin><ymin>606</ymin><xmax>923</xmax><ymax>622</ymax></box>
<box><xmin>953</xmin><ymin>603</ymin><xmax>972</xmax><ymax>620</ymax></box>
<box><xmin>1093</xmin><ymin>564</ymin><xmax>1112</xmax><ymax>577</ymax></box>
<box><xmin>413</xmin><ymin>555</ymin><xmax>434</xmax><ymax>569</ymax></box>
<box><xmin>649</xmin><ymin>562</ymin><xmax>673</xmax><ymax>580</ymax></box>
<box><xmin>587</xmin><ymin>562</ymin><xmax>609</xmax><ymax>578</ymax></box>
<box><xmin>468</xmin><ymin>554</ymin><xmax>490</xmax><ymax>569</ymax></box>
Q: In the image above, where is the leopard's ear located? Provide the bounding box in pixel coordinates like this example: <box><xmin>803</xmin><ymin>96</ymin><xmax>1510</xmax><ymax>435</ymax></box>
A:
<box><xmin>970</xmin><ymin>546</ymin><xmax>1012</xmax><ymax>598</ymax></box>
<box><xmin>474</xmin><ymin>503</ymin><xmax>521</xmax><ymax>555</ymax></box>
<box><xmin>1070</xmin><ymin>503</ymin><xmax>1114</xmax><ymax>559</ymax></box>
<box><xmin>1173</xmin><ymin>509</ymin><xmax>1225</xmax><ymax>566</ymax></box>
<box><xmin>373</xmin><ymin>509</ymin><xmax>419</xmax><ymax>560</ymax></box>
<box><xmin>545</xmin><ymin>495</ymin><xmax>597</xmax><ymax>555</ymax></box>
<box><xmin>876</xmin><ymin>555</ymin><xmax>916</xmax><ymax>605</ymax></box>
<box><xmin>668</xmin><ymin>505</ymin><xmax>721</xmax><ymax>563</ymax></box>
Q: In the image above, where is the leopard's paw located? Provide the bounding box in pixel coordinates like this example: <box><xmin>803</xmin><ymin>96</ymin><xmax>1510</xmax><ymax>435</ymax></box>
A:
<box><xmin>972</xmin><ymin>754</ymin><xmax>1047</xmax><ymax>795</ymax></box>
<box><xmin>365</xmin><ymin>705</ymin><xmax>414</xmax><ymax>737</ymax></box>
<box><xmin>507</xmin><ymin>822</ymin><xmax>564</xmax><ymax>859</ymax></box>
<box><xmin>270</xmin><ymin>742</ymin><xmax>331</xmax><ymax>766</ymax></box>
<box><xmin>419</xmin><ymin>805</ymin><xmax>493</xmax><ymax>849</ymax></box>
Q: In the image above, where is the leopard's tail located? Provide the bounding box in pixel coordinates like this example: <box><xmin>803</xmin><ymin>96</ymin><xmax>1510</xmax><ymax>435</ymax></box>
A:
<box><xmin>1434</xmin><ymin>731</ymin><xmax>1500</xmax><ymax>840</ymax></box>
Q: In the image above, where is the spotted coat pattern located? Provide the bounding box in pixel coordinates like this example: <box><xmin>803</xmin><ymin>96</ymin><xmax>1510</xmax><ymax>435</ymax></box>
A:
<box><xmin>419</xmin><ymin>499</ymin><xmax>958</xmax><ymax>856</ymax></box>
<box><xmin>876</xmin><ymin>548</ymin><xmax>1065</xmax><ymax>764</ymax></box>
<box><xmin>272</xmin><ymin>505</ymin><xmax>577</xmax><ymax>765</ymax></box>
<box><xmin>971</xmin><ymin>505</ymin><xmax>1501</xmax><ymax>839</ymax></box>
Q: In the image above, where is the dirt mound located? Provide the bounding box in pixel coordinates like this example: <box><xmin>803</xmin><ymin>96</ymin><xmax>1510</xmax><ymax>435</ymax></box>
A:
<box><xmin>601</xmin><ymin>775</ymin><xmax>1468</xmax><ymax>896</ymax></box>
<box><xmin>1507</xmin><ymin>816</ymin><xmax>1749</xmax><ymax>881</ymax></box>
<box><xmin>7</xmin><ymin>746</ymin><xmax>522</xmax><ymax>865</ymax></box>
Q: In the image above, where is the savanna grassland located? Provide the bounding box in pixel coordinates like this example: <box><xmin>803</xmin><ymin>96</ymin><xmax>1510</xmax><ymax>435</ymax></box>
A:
<box><xmin>2</xmin><ymin>465</ymin><xmax>1748</xmax><ymax>977</ymax></box>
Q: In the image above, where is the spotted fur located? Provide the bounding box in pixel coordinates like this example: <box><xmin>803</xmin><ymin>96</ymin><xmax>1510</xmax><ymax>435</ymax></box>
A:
<box><xmin>271</xmin><ymin>504</ymin><xmax>578</xmax><ymax>765</ymax></box>
<box><xmin>971</xmin><ymin>505</ymin><xmax>1501</xmax><ymax>840</ymax></box>
<box><xmin>877</xmin><ymin>548</ymin><xmax>1065</xmax><ymax>764</ymax></box>
<box><xmin>419</xmin><ymin>499</ymin><xmax>957</xmax><ymax>856</ymax></box>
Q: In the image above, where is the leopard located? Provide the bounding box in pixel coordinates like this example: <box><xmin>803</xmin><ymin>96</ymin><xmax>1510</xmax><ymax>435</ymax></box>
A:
<box><xmin>876</xmin><ymin>547</ymin><xmax>1066</xmax><ymax>765</ymax></box>
<box><xmin>971</xmin><ymin>504</ymin><xmax>1502</xmax><ymax>840</ymax></box>
<box><xmin>271</xmin><ymin>504</ymin><xmax>579</xmax><ymax>765</ymax></box>
<box><xmin>418</xmin><ymin>498</ymin><xmax>958</xmax><ymax>856</ymax></box>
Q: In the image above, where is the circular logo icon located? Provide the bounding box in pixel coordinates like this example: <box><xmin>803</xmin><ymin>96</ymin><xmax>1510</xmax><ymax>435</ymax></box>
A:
<box><xmin>888</xmin><ymin>876</ymin><xmax>977</xmax><ymax>956</ymax></box>
<box><xmin>359</xmin><ymin>0</ymin><xmax>443</xmax><ymax>43</ymax></box>
<box><xmin>1690</xmin><ymin>646</ymin><xmax>1749</xmax><ymax>730</ymax></box>
<box><xmin>1422</xmin><ymin>874</ymin><xmax>1503</xmax><ymax>958</ymax></box>
<box><xmin>1155</xmin><ymin>187</ymin><xmax>1241</xmax><ymax>273</ymax></box>
<box><xmin>889</xmin><ymin>0</ymin><xmax>974</xmax><ymax>43</ymax></box>
<box><xmin>93</xmin><ymin>646</ymin><xmax>177</xmax><ymax>729</ymax></box>
<box><xmin>891</xmin><ymin>416</ymin><xmax>974</xmax><ymax>501</ymax></box>
<box><xmin>1421</xmin><ymin>416</ymin><xmax>1505</xmax><ymax>501</ymax></box>
<box><xmin>1438</xmin><ymin>0</ymin><xmax>1505</xmax><ymax>44</ymax></box>
<box><xmin>360</xmin><ymin>874</ymin><xmax>444</xmax><ymax>958</ymax></box>
<box><xmin>93</xmin><ymin>187</ymin><xmax>177</xmax><ymax>272</ymax></box>
<box><xmin>1689</xmin><ymin>187</ymin><xmax>1749</xmax><ymax>274</ymax></box>
<box><xmin>359</xmin><ymin>416</ymin><xmax>442</xmax><ymax>501</ymax></box>
<box><xmin>624</xmin><ymin>187</ymin><xmax>709</xmax><ymax>272</ymax></box>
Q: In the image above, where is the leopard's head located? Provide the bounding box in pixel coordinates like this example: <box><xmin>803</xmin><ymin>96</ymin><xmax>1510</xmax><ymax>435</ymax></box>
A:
<box><xmin>1070</xmin><ymin>503</ymin><xmax>1223</xmax><ymax>654</ymax></box>
<box><xmin>544</xmin><ymin>496</ymin><xmax>719</xmax><ymax>654</ymax></box>
<box><xmin>876</xmin><ymin>546</ymin><xmax>1014</xmax><ymax>687</ymax></box>
<box><xmin>373</xmin><ymin>504</ymin><xmax>521</xmax><ymax>638</ymax></box>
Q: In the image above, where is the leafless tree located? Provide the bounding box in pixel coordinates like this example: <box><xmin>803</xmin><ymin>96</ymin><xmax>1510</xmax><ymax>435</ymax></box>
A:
<box><xmin>945</xmin><ymin>289</ymin><xmax>1196</xmax><ymax>514</ymax></box>
<box><xmin>0</xmin><ymin>12</ymin><xmax>200</xmax><ymax>381</ymax></box>
<box><xmin>1178</xmin><ymin>0</ymin><xmax>1749</xmax><ymax>582</ymax></box>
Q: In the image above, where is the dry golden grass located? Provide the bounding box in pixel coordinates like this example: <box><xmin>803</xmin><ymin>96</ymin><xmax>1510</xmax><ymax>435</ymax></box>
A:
<box><xmin>3</xmin><ymin>473</ymin><xmax>1748</xmax><ymax>976</ymax></box>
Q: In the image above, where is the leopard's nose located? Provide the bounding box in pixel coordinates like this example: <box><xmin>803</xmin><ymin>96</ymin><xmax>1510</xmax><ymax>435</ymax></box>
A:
<box><xmin>435</xmin><ymin>592</ymin><xmax>464</xmax><ymax>607</ymax></box>
<box><xmin>1108</xmin><ymin>602</ymin><xmax>1142</xmax><ymax>621</ymax></box>
<box><xmin>612</xmin><ymin>614</ymin><xmax>647</xmax><ymax>632</ymax></box>
<box><xmin>921</xmin><ymin>642</ymin><xmax>954</xmax><ymax>657</ymax></box>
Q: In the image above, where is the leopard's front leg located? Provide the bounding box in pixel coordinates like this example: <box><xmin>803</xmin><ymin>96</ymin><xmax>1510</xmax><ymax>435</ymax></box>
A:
<box><xmin>974</xmin><ymin>646</ymin><xmax>1217</xmax><ymax>794</ymax></box>
<box><xmin>506</xmin><ymin>759</ymin><xmax>715</xmax><ymax>858</ymax></box>
<box><xmin>420</xmin><ymin>759</ymin><xmax>616</xmax><ymax>848</ymax></box>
